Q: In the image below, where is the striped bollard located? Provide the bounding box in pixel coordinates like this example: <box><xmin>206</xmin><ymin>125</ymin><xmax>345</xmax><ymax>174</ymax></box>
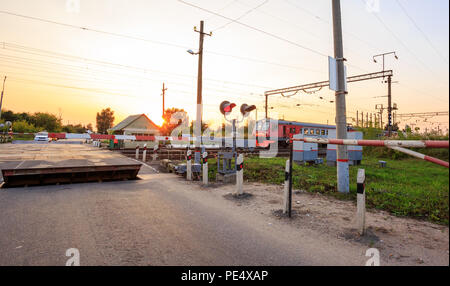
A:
<box><xmin>236</xmin><ymin>154</ymin><xmax>244</xmax><ymax>195</ymax></box>
<box><xmin>135</xmin><ymin>145</ymin><xmax>139</xmax><ymax>160</ymax></box>
<box><xmin>186</xmin><ymin>150</ymin><xmax>192</xmax><ymax>181</ymax></box>
<box><xmin>356</xmin><ymin>169</ymin><xmax>366</xmax><ymax>235</ymax></box>
<box><xmin>142</xmin><ymin>144</ymin><xmax>147</xmax><ymax>162</ymax></box>
<box><xmin>152</xmin><ymin>145</ymin><xmax>159</xmax><ymax>161</ymax></box>
<box><xmin>202</xmin><ymin>152</ymin><xmax>208</xmax><ymax>185</ymax></box>
<box><xmin>283</xmin><ymin>159</ymin><xmax>290</xmax><ymax>214</ymax></box>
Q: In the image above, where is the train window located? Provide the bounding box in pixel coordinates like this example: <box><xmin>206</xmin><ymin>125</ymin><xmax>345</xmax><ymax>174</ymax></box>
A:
<box><xmin>321</xmin><ymin>130</ymin><xmax>325</xmax><ymax>135</ymax></box>
<box><xmin>304</xmin><ymin>129</ymin><xmax>308</xmax><ymax>135</ymax></box>
<box><xmin>316</xmin><ymin>129</ymin><xmax>320</xmax><ymax>135</ymax></box>
<box><xmin>326</xmin><ymin>130</ymin><xmax>329</xmax><ymax>135</ymax></box>
<box><xmin>299</xmin><ymin>129</ymin><xmax>303</xmax><ymax>134</ymax></box>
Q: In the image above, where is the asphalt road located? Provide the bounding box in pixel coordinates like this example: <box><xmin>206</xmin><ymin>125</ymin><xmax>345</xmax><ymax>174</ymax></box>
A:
<box><xmin>0</xmin><ymin>165</ymin><xmax>367</xmax><ymax>266</ymax></box>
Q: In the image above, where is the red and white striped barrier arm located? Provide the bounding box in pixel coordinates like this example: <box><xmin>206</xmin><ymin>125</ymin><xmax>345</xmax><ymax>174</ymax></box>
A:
<box><xmin>388</xmin><ymin>146</ymin><xmax>449</xmax><ymax>168</ymax></box>
<box><xmin>293</xmin><ymin>138</ymin><xmax>449</xmax><ymax>149</ymax></box>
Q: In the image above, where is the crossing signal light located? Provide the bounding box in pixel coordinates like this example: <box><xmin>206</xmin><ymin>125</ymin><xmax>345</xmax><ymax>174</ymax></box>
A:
<box><xmin>240</xmin><ymin>104</ymin><xmax>256</xmax><ymax>117</ymax></box>
<box><xmin>220</xmin><ymin>101</ymin><xmax>236</xmax><ymax>115</ymax></box>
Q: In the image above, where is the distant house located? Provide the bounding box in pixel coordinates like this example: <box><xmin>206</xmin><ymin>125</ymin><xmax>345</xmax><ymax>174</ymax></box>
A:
<box><xmin>108</xmin><ymin>114</ymin><xmax>160</xmax><ymax>136</ymax></box>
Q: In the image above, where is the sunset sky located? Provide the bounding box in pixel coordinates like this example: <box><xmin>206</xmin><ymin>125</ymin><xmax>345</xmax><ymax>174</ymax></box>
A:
<box><xmin>0</xmin><ymin>0</ymin><xmax>448</xmax><ymax>131</ymax></box>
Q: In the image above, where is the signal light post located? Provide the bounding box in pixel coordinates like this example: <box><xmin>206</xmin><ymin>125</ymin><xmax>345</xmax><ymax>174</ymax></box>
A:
<box><xmin>218</xmin><ymin>101</ymin><xmax>255</xmax><ymax>184</ymax></box>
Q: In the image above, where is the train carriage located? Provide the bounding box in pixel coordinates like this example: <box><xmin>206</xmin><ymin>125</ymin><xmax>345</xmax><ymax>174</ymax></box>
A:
<box><xmin>254</xmin><ymin>119</ymin><xmax>336</xmax><ymax>147</ymax></box>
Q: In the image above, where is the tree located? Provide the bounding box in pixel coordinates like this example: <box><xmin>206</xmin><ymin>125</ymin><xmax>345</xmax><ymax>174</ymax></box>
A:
<box><xmin>96</xmin><ymin>108</ymin><xmax>115</xmax><ymax>134</ymax></box>
<box><xmin>62</xmin><ymin>123</ymin><xmax>86</xmax><ymax>133</ymax></box>
<box><xmin>30</xmin><ymin>112</ymin><xmax>62</xmax><ymax>132</ymax></box>
<box><xmin>12</xmin><ymin>120</ymin><xmax>37</xmax><ymax>133</ymax></box>
<box><xmin>86</xmin><ymin>123</ymin><xmax>93</xmax><ymax>132</ymax></box>
<box><xmin>160</xmin><ymin>108</ymin><xmax>187</xmax><ymax>136</ymax></box>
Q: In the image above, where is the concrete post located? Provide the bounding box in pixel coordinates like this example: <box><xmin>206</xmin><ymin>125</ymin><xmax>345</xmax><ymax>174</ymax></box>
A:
<box><xmin>356</xmin><ymin>168</ymin><xmax>366</xmax><ymax>235</ymax></box>
<box><xmin>236</xmin><ymin>154</ymin><xmax>244</xmax><ymax>195</ymax></box>
<box><xmin>202</xmin><ymin>151</ymin><xmax>208</xmax><ymax>185</ymax></box>
<box><xmin>332</xmin><ymin>0</ymin><xmax>349</xmax><ymax>194</ymax></box>
<box><xmin>186</xmin><ymin>149</ymin><xmax>192</xmax><ymax>181</ymax></box>
<box><xmin>135</xmin><ymin>145</ymin><xmax>139</xmax><ymax>160</ymax></box>
<box><xmin>142</xmin><ymin>144</ymin><xmax>147</xmax><ymax>162</ymax></box>
<box><xmin>283</xmin><ymin>159</ymin><xmax>290</xmax><ymax>214</ymax></box>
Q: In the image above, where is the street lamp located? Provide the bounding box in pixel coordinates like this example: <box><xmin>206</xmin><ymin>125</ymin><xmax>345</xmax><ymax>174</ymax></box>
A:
<box><xmin>187</xmin><ymin>49</ymin><xmax>199</xmax><ymax>55</ymax></box>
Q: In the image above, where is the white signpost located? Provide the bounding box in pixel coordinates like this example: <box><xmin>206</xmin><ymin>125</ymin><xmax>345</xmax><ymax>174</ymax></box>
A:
<box><xmin>142</xmin><ymin>144</ymin><xmax>147</xmax><ymax>162</ymax></box>
<box><xmin>356</xmin><ymin>169</ymin><xmax>366</xmax><ymax>235</ymax></box>
<box><xmin>186</xmin><ymin>150</ymin><xmax>192</xmax><ymax>181</ymax></box>
<box><xmin>236</xmin><ymin>154</ymin><xmax>244</xmax><ymax>195</ymax></box>
<box><xmin>283</xmin><ymin>159</ymin><xmax>290</xmax><ymax>214</ymax></box>
<box><xmin>202</xmin><ymin>152</ymin><xmax>208</xmax><ymax>185</ymax></box>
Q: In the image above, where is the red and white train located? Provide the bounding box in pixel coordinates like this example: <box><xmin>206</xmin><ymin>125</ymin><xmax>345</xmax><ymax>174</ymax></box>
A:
<box><xmin>254</xmin><ymin>119</ymin><xmax>338</xmax><ymax>147</ymax></box>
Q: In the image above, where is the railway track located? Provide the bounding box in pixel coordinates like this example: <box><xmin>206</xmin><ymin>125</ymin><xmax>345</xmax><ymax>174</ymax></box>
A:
<box><xmin>112</xmin><ymin>147</ymin><xmax>327</xmax><ymax>160</ymax></box>
<box><xmin>112</xmin><ymin>147</ymin><xmax>294</xmax><ymax>160</ymax></box>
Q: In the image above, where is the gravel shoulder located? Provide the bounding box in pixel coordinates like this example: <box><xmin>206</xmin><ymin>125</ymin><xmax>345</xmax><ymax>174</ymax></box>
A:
<box><xmin>181</xmin><ymin>177</ymin><xmax>449</xmax><ymax>266</ymax></box>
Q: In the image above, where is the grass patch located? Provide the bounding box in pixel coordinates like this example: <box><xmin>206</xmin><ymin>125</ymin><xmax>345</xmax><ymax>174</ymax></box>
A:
<box><xmin>207</xmin><ymin>155</ymin><xmax>449</xmax><ymax>224</ymax></box>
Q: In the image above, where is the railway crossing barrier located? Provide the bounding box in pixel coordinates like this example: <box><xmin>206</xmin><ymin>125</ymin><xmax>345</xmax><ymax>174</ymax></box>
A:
<box><xmin>294</xmin><ymin>138</ymin><xmax>449</xmax><ymax>168</ymax></box>
<box><xmin>202</xmin><ymin>152</ymin><xmax>208</xmax><ymax>185</ymax></box>
<box><xmin>356</xmin><ymin>169</ymin><xmax>366</xmax><ymax>235</ymax></box>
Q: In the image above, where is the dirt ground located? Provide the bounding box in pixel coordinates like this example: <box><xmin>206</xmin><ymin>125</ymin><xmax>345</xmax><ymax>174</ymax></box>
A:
<box><xmin>183</xmin><ymin>177</ymin><xmax>449</xmax><ymax>266</ymax></box>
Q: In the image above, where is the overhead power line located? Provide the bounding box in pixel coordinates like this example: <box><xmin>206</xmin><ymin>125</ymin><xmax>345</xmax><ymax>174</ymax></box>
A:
<box><xmin>359</xmin><ymin>0</ymin><xmax>442</xmax><ymax>79</ymax></box>
<box><xmin>212</xmin><ymin>0</ymin><xmax>269</xmax><ymax>31</ymax></box>
<box><xmin>0</xmin><ymin>10</ymin><xmax>318</xmax><ymax>72</ymax></box>
<box><xmin>177</xmin><ymin>0</ymin><xmax>328</xmax><ymax>57</ymax></box>
<box><xmin>395</xmin><ymin>0</ymin><xmax>449</xmax><ymax>64</ymax></box>
<box><xmin>1</xmin><ymin>42</ymin><xmax>273</xmax><ymax>90</ymax></box>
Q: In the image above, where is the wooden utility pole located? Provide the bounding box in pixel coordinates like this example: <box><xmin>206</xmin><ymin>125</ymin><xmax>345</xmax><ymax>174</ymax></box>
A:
<box><xmin>0</xmin><ymin>76</ymin><xmax>7</xmax><ymax>120</ymax></box>
<box><xmin>265</xmin><ymin>94</ymin><xmax>268</xmax><ymax>119</ymax></box>
<box><xmin>162</xmin><ymin>83</ymin><xmax>167</xmax><ymax>118</ymax></box>
<box><xmin>332</xmin><ymin>0</ymin><xmax>349</xmax><ymax>193</ymax></box>
<box><xmin>193</xmin><ymin>21</ymin><xmax>212</xmax><ymax>153</ymax></box>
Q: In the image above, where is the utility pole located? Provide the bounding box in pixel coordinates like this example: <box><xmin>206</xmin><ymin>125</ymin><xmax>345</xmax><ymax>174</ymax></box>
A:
<box><xmin>161</xmin><ymin>83</ymin><xmax>167</xmax><ymax>118</ymax></box>
<box><xmin>193</xmin><ymin>21</ymin><xmax>212</xmax><ymax>156</ymax></box>
<box><xmin>265</xmin><ymin>94</ymin><xmax>268</xmax><ymax>119</ymax></box>
<box><xmin>361</xmin><ymin>112</ymin><xmax>364</xmax><ymax>129</ymax></box>
<box><xmin>356</xmin><ymin>111</ymin><xmax>359</xmax><ymax>127</ymax></box>
<box><xmin>332</xmin><ymin>0</ymin><xmax>349</xmax><ymax>193</ymax></box>
<box><xmin>0</xmin><ymin>76</ymin><xmax>7</xmax><ymax>120</ymax></box>
<box><xmin>387</xmin><ymin>75</ymin><xmax>393</xmax><ymax>136</ymax></box>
